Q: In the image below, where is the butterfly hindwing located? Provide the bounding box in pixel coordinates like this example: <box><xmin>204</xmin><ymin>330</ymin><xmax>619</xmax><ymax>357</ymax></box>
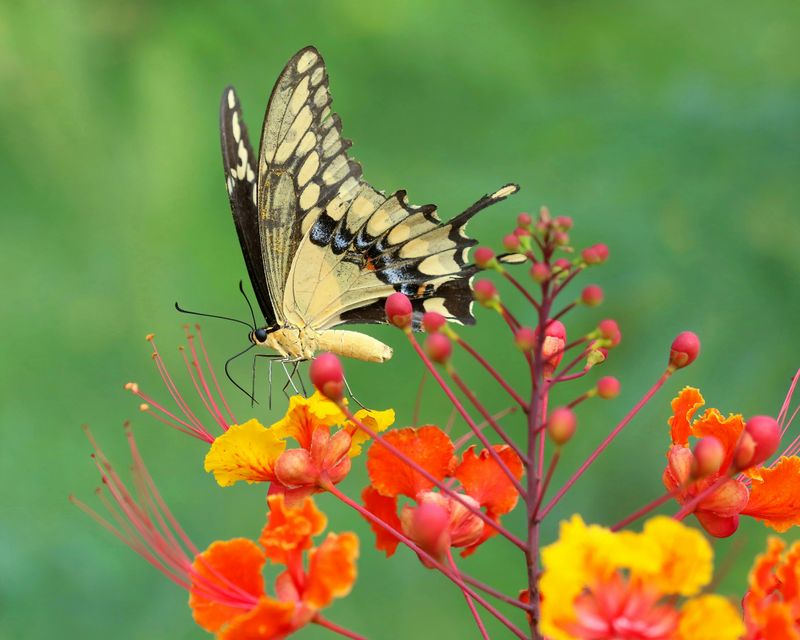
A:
<box><xmin>220</xmin><ymin>87</ymin><xmax>278</xmax><ymax>325</ymax></box>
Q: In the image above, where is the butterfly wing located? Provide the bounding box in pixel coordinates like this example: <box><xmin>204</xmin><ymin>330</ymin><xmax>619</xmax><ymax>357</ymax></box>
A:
<box><xmin>219</xmin><ymin>86</ymin><xmax>278</xmax><ymax>326</ymax></box>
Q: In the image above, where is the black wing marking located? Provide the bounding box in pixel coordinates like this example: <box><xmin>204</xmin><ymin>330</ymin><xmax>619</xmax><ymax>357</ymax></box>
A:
<box><xmin>219</xmin><ymin>86</ymin><xmax>277</xmax><ymax>326</ymax></box>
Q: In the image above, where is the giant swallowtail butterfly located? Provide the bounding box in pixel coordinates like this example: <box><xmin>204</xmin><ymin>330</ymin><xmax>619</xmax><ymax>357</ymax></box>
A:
<box><xmin>220</xmin><ymin>46</ymin><xmax>518</xmax><ymax>363</ymax></box>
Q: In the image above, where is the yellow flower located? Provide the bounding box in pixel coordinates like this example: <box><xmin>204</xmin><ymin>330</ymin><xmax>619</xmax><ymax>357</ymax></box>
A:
<box><xmin>204</xmin><ymin>419</ymin><xmax>285</xmax><ymax>487</ymax></box>
<box><xmin>678</xmin><ymin>595</ymin><xmax>744</xmax><ymax>640</ymax></box>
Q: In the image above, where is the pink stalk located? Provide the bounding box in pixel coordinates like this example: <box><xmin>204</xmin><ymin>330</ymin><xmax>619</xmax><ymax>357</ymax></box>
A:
<box><xmin>454</xmin><ymin>406</ymin><xmax>519</xmax><ymax>450</ymax></box>
<box><xmin>503</xmin><ymin>271</ymin><xmax>541</xmax><ymax>310</ymax></box>
<box><xmin>182</xmin><ymin>330</ymin><xmax>229</xmax><ymax>429</ymax></box>
<box><xmin>610</xmin><ymin>490</ymin><xmax>677</xmax><ymax>531</ymax></box>
<box><xmin>340</xmin><ymin>404</ymin><xmax>526</xmax><ymax>551</ymax></box>
<box><xmin>532</xmin><ymin>450</ymin><xmax>560</xmax><ymax>518</ymax></box>
<box><xmin>125</xmin><ymin>383</ymin><xmax>214</xmax><ymax>442</ymax></box>
<box><xmin>539</xmin><ymin>368</ymin><xmax>672</xmax><ymax>520</ymax></box>
<box><xmin>446</xmin><ymin>548</ymin><xmax>490</xmax><ymax>640</ymax></box>
<box><xmin>454</xmin><ymin>335</ymin><xmax>528</xmax><ymax>410</ymax></box>
<box><xmin>313</xmin><ymin>616</ymin><xmax>367</xmax><ymax>640</ymax></box>
<box><xmin>148</xmin><ymin>337</ymin><xmax>209</xmax><ymax>433</ymax></box>
<box><xmin>324</xmin><ymin>481</ymin><xmax>527</xmax><ymax>639</ymax></box>
<box><xmin>459</xmin><ymin>573</ymin><xmax>532</xmax><ymax>611</ymax></box>
<box><xmin>193</xmin><ymin>325</ymin><xmax>237</xmax><ymax>424</ymax></box>
<box><xmin>553</xmin><ymin>370</ymin><xmax>589</xmax><ymax>383</ymax></box>
<box><xmin>778</xmin><ymin>368</ymin><xmax>800</xmax><ymax>428</ymax></box>
<box><xmin>549</xmin><ymin>301</ymin><xmax>576</xmax><ymax>324</ymax></box>
<box><xmin>566</xmin><ymin>392</ymin><xmax>591</xmax><ymax>410</ymax></box>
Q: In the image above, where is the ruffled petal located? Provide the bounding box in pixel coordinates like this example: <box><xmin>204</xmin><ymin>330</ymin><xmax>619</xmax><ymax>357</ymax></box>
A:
<box><xmin>204</xmin><ymin>419</ymin><xmax>286</xmax><ymax>487</ymax></box>
<box><xmin>367</xmin><ymin>426</ymin><xmax>456</xmax><ymax>498</ymax></box>
<box><xmin>455</xmin><ymin>445</ymin><xmax>524</xmax><ymax>516</ymax></box>
<box><xmin>690</xmin><ymin>408</ymin><xmax>745</xmax><ymax>473</ymax></box>
<box><xmin>345</xmin><ymin>408</ymin><xmax>395</xmax><ymax>457</ymax></box>
<box><xmin>259</xmin><ymin>495</ymin><xmax>327</xmax><ymax>565</ymax></box>
<box><xmin>189</xmin><ymin>538</ymin><xmax>266</xmax><ymax>632</ymax></box>
<box><xmin>218</xmin><ymin>597</ymin><xmax>296</xmax><ymax>640</ymax></box>
<box><xmin>270</xmin><ymin>392</ymin><xmax>345</xmax><ymax>450</ymax></box>
<box><xmin>361</xmin><ymin>486</ymin><xmax>402</xmax><ymax>557</ymax></box>
<box><xmin>669</xmin><ymin>387</ymin><xmax>705</xmax><ymax>445</ymax></box>
<box><xmin>303</xmin><ymin>532</ymin><xmax>359</xmax><ymax>610</ymax></box>
<box><xmin>677</xmin><ymin>595</ymin><xmax>744</xmax><ymax>640</ymax></box>
<box><xmin>742</xmin><ymin>456</ymin><xmax>800</xmax><ymax>532</ymax></box>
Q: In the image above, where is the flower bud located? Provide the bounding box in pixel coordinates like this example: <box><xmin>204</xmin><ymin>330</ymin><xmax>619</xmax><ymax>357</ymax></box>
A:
<box><xmin>422</xmin><ymin>311</ymin><xmax>446</xmax><ymax>333</ymax></box>
<box><xmin>692</xmin><ymin>436</ymin><xmax>725</xmax><ymax>477</ymax></box>
<box><xmin>530</xmin><ymin>262</ymin><xmax>551</xmax><ymax>283</ymax></box>
<box><xmin>310</xmin><ymin>353</ymin><xmax>344</xmax><ymax>400</ymax></box>
<box><xmin>733</xmin><ymin>432</ymin><xmax>757</xmax><ymax>470</ymax></box>
<box><xmin>555</xmin><ymin>216</ymin><xmax>573</xmax><ymax>230</ymax></box>
<box><xmin>385</xmin><ymin>293</ymin><xmax>413</xmax><ymax>329</ymax></box>
<box><xmin>592</xmin><ymin>244</ymin><xmax>609</xmax><ymax>262</ymax></box>
<box><xmin>669</xmin><ymin>331</ymin><xmax>700</xmax><ymax>369</ymax></box>
<box><xmin>514</xmin><ymin>327</ymin><xmax>536</xmax><ymax>351</ymax></box>
<box><xmin>586</xmin><ymin>349</ymin><xmax>606</xmax><ymax>368</ymax></box>
<box><xmin>547</xmin><ymin>407</ymin><xmax>576</xmax><ymax>445</ymax></box>
<box><xmin>503</xmin><ymin>234</ymin><xmax>521</xmax><ymax>251</ymax></box>
<box><xmin>743</xmin><ymin>416</ymin><xmax>781</xmax><ymax>467</ymax></box>
<box><xmin>404</xmin><ymin>499</ymin><xmax>450</xmax><ymax>558</ymax></box>
<box><xmin>473</xmin><ymin>279</ymin><xmax>499</xmax><ymax>307</ymax></box>
<box><xmin>537</xmin><ymin>320</ymin><xmax>567</xmax><ymax>376</ymax></box>
<box><xmin>553</xmin><ymin>231</ymin><xmax>569</xmax><ymax>246</ymax></box>
<box><xmin>425</xmin><ymin>333</ymin><xmax>452</xmax><ymax>364</ymax></box>
<box><xmin>582</xmin><ymin>246</ymin><xmax>600</xmax><ymax>264</ymax></box>
<box><xmin>596</xmin><ymin>376</ymin><xmax>620</xmax><ymax>399</ymax></box>
<box><xmin>598</xmin><ymin>319</ymin><xmax>622</xmax><ymax>347</ymax></box>
<box><xmin>514</xmin><ymin>227</ymin><xmax>531</xmax><ymax>238</ymax></box>
<box><xmin>581</xmin><ymin>285</ymin><xmax>604</xmax><ymax>307</ymax></box>
<box><xmin>474</xmin><ymin>247</ymin><xmax>495</xmax><ymax>269</ymax></box>
<box><xmin>517</xmin><ymin>212</ymin><xmax>533</xmax><ymax>228</ymax></box>
<box><xmin>553</xmin><ymin>258</ymin><xmax>571</xmax><ymax>273</ymax></box>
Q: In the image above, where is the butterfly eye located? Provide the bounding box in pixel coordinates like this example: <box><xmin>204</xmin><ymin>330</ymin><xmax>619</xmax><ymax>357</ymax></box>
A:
<box><xmin>252</xmin><ymin>328</ymin><xmax>269</xmax><ymax>343</ymax></box>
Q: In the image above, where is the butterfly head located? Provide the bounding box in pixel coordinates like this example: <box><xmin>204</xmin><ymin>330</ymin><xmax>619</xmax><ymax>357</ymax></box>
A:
<box><xmin>249</xmin><ymin>326</ymin><xmax>275</xmax><ymax>346</ymax></box>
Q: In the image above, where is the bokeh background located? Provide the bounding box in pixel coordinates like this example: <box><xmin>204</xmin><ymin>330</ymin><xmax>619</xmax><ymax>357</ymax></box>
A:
<box><xmin>2</xmin><ymin>0</ymin><xmax>799</xmax><ymax>637</ymax></box>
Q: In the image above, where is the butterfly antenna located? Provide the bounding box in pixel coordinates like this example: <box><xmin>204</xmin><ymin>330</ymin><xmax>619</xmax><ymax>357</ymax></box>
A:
<box><xmin>238</xmin><ymin>280</ymin><xmax>258</xmax><ymax>329</ymax></box>
<box><xmin>174</xmin><ymin>302</ymin><xmax>254</xmax><ymax>331</ymax></box>
<box><xmin>224</xmin><ymin>343</ymin><xmax>258</xmax><ymax>404</ymax></box>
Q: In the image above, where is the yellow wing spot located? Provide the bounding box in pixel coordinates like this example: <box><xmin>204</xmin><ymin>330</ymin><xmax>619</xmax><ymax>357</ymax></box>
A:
<box><xmin>296</xmin><ymin>50</ymin><xmax>318</xmax><ymax>73</ymax></box>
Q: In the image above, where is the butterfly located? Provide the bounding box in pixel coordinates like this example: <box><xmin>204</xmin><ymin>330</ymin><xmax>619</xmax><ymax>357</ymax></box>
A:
<box><xmin>219</xmin><ymin>46</ymin><xmax>519</xmax><ymax>364</ymax></box>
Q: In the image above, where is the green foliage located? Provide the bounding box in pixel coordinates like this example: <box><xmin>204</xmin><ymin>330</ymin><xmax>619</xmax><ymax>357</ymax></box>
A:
<box><xmin>1</xmin><ymin>0</ymin><xmax>798</xmax><ymax>637</ymax></box>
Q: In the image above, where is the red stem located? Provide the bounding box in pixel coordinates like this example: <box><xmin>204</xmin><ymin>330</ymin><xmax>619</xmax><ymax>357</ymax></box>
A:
<box><xmin>454</xmin><ymin>335</ymin><xmax>528</xmax><ymax>410</ymax></box>
<box><xmin>313</xmin><ymin>616</ymin><xmax>367</xmax><ymax>640</ymax></box>
<box><xmin>503</xmin><ymin>271</ymin><xmax>541</xmax><ymax>311</ymax></box>
<box><xmin>532</xmin><ymin>450</ymin><xmax>560</xmax><ymax>518</ymax></box>
<box><xmin>446</xmin><ymin>548</ymin><xmax>490</xmax><ymax>640</ymax></box>
<box><xmin>610</xmin><ymin>489</ymin><xmax>677</xmax><ymax>531</ymax></box>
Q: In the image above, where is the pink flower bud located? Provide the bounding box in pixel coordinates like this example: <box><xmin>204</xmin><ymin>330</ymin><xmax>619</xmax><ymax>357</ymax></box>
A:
<box><xmin>598</xmin><ymin>319</ymin><xmax>622</xmax><ymax>347</ymax></box>
<box><xmin>530</xmin><ymin>262</ymin><xmax>551</xmax><ymax>283</ymax></box>
<box><xmin>692</xmin><ymin>436</ymin><xmax>725</xmax><ymax>477</ymax></box>
<box><xmin>593</xmin><ymin>244</ymin><xmax>609</xmax><ymax>262</ymax></box>
<box><xmin>669</xmin><ymin>331</ymin><xmax>700</xmax><ymax>369</ymax></box>
<box><xmin>385</xmin><ymin>292</ymin><xmax>413</xmax><ymax>329</ymax></box>
<box><xmin>503</xmin><ymin>234</ymin><xmax>521</xmax><ymax>251</ymax></box>
<box><xmin>744</xmin><ymin>416</ymin><xmax>781</xmax><ymax>467</ymax></box>
<box><xmin>536</xmin><ymin>319</ymin><xmax>566</xmax><ymax>375</ymax></box>
<box><xmin>596</xmin><ymin>376</ymin><xmax>620</xmax><ymax>399</ymax></box>
<box><xmin>734</xmin><ymin>432</ymin><xmax>757</xmax><ymax>470</ymax></box>
<box><xmin>547</xmin><ymin>407</ymin><xmax>576</xmax><ymax>445</ymax></box>
<box><xmin>425</xmin><ymin>333</ymin><xmax>452</xmax><ymax>364</ymax></box>
<box><xmin>517</xmin><ymin>212</ymin><xmax>533</xmax><ymax>228</ymax></box>
<box><xmin>474</xmin><ymin>246</ymin><xmax>495</xmax><ymax>268</ymax></box>
<box><xmin>514</xmin><ymin>327</ymin><xmax>536</xmax><ymax>352</ymax></box>
<box><xmin>473</xmin><ymin>279</ymin><xmax>499</xmax><ymax>306</ymax></box>
<box><xmin>554</xmin><ymin>231</ymin><xmax>569</xmax><ymax>246</ymax></box>
<box><xmin>514</xmin><ymin>227</ymin><xmax>531</xmax><ymax>238</ymax></box>
<box><xmin>404</xmin><ymin>499</ymin><xmax>451</xmax><ymax>558</ymax></box>
<box><xmin>553</xmin><ymin>258</ymin><xmax>571</xmax><ymax>273</ymax></box>
<box><xmin>582</xmin><ymin>246</ymin><xmax>600</xmax><ymax>264</ymax></box>
<box><xmin>422</xmin><ymin>311</ymin><xmax>446</xmax><ymax>333</ymax></box>
<box><xmin>555</xmin><ymin>216</ymin><xmax>573</xmax><ymax>230</ymax></box>
<box><xmin>310</xmin><ymin>353</ymin><xmax>344</xmax><ymax>400</ymax></box>
<box><xmin>581</xmin><ymin>285</ymin><xmax>604</xmax><ymax>307</ymax></box>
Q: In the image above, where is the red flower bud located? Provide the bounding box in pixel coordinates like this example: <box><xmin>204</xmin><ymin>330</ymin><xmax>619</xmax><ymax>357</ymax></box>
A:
<box><xmin>555</xmin><ymin>216</ymin><xmax>573</xmax><ymax>230</ymax></box>
<box><xmin>692</xmin><ymin>436</ymin><xmax>725</xmax><ymax>477</ymax></box>
<box><xmin>309</xmin><ymin>353</ymin><xmax>344</xmax><ymax>400</ymax></box>
<box><xmin>553</xmin><ymin>258</ymin><xmax>571</xmax><ymax>273</ymax></box>
<box><xmin>536</xmin><ymin>319</ymin><xmax>566</xmax><ymax>376</ymax></box>
<box><xmin>669</xmin><ymin>331</ymin><xmax>700</xmax><ymax>369</ymax></box>
<box><xmin>404</xmin><ymin>499</ymin><xmax>450</xmax><ymax>559</ymax></box>
<box><xmin>514</xmin><ymin>227</ymin><xmax>531</xmax><ymax>238</ymax></box>
<box><xmin>514</xmin><ymin>327</ymin><xmax>536</xmax><ymax>352</ymax></box>
<box><xmin>530</xmin><ymin>262</ymin><xmax>551</xmax><ymax>283</ymax></box>
<box><xmin>473</xmin><ymin>279</ymin><xmax>499</xmax><ymax>306</ymax></box>
<box><xmin>734</xmin><ymin>432</ymin><xmax>757</xmax><ymax>471</ymax></box>
<box><xmin>582</xmin><ymin>246</ymin><xmax>600</xmax><ymax>264</ymax></box>
<box><xmin>503</xmin><ymin>234</ymin><xmax>521</xmax><ymax>251</ymax></box>
<box><xmin>425</xmin><ymin>333</ymin><xmax>452</xmax><ymax>364</ymax></box>
<box><xmin>385</xmin><ymin>292</ymin><xmax>413</xmax><ymax>329</ymax></box>
<box><xmin>547</xmin><ymin>407</ymin><xmax>576</xmax><ymax>445</ymax></box>
<box><xmin>744</xmin><ymin>416</ymin><xmax>781</xmax><ymax>467</ymax></box>
<box><xmin>422</xmin><ymin>311</ymin><xmax>446</xmax><ymax>333</ymax></box>
<box><xmin>593</xmin><ymin>244</ymin><xmax>609</xmax><ymax>262</ymax></box>
<box><xmin>474</xmin><ymin>246</ymin><xmax>495</xmax><ymax>268</ymax></box>
<box><xmin>598</xmin><ymin>319</ymin><xmax>621</xmax><ymax>347</ymax></box>
<box><xmin>596</xmin><ymin>376</ymin><xmax>620</xmax><ymax>399</ymax></box>
<box><xmin>581</xmin><ymin>285</ymin><xmax>604</xmax><ymax>307</ymax></box>
<box><xmin>554</xmin><ymin>231</ymin><xmax>569</xmax><ymax>246</ymax></box>
<box><xmin>517</xmin><ymin>212</ymin><xmax>533</xmax><ymax>228</ymax></box>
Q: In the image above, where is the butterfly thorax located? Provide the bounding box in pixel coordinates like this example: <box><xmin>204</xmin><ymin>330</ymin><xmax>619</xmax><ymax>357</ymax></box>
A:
<box><xmin>261</xmin><ymin>326</ymin><xmax>319</xmax><ymax>361</ymax></box>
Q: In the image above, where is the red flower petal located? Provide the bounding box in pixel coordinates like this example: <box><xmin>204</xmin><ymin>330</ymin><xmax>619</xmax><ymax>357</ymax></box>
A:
<box><xmin>367</xmin><ymin>426</ymin><xmax>455</xmax><ymax>498</ymax></box>
<box><xmin>303</xmin><ymin>532</ymin><xmax>359</xmax><ymax>610</ymax></box>
<box><xmin>742</xmin><ymin>457</ymin><xmax>800</xmax><ymax>532</ymax></box>
<box><xmin>455</xmin><ymin>445</ymin><xmax>524</xmax><ymax>516</ymax></box>
<box><xmin>668</xmin><ymin>388</ymin><xmax>705</xmax><ymax>445</ymax></box>
<box><xmin>218</xmin><ymin>597</ymin><xmax>295</xmax><ymax>640</ymax></box>
<box><xmin>361</xmin><ymin>486</ymin><xmax>402</xmax><ymax>557</ymax></box>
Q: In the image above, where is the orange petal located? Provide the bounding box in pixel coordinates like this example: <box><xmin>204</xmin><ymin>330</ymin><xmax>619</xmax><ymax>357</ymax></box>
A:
<box><xmin>742</xmin><ymin>456</ymin><xmax>800</xmax><ymax>532</ymax></box>
<box><xmin>745</xmin><ymin>601</ymin><xmax>800</xmax><ymax>640</ymax></box>
<box><xmin>218</xmin><ymin>597</ymin><xmax>296</xmax><ymax>640</ymax></box>
<box><xmin>366</xmin><ymin>426</ymin><xmax>456</xmax><ymax>498</ymax></box>
<box><xmin>303</xmin><ymin>532</ymin><xmax>359</xmax><ymax>610</ymax></box>
<box><xmin>189</xmin><ymin>538</ymin><xmax>266</xmax><ymax>632</ymax></box>
<box><xmin>204</xmin><ymin>419</ymin><xmax>286</xmax><ymax>487</ymax></box>
<box><xmin>690</xmin><ymin>408</ymin><xmax>745</xmax><ymax>473</ymax></box>
<box><xmin>776</xmin><ymin>541</ymin><xmax>800</xmax><ymax>607</ymax></box>
<box><xmin>361</xmin><ymin>486</ymin><xmax>402</xmax><ymax>557</ymax></box>
<box><xmin>663</xmin><ymin>445</ymin><xmax>694</xmax><ymax>494</ymax></box>
<box><xmin>669</xmin><ymin>387</ymin><xmax>704</xmax><ymax>445</ymax></box>
<box><xmin>455</xmin><ymin>445</ymin><xmax>524</xmax><ymax>516</ymax></box>
<box><xmin>259</xmin><ymin>495</ymin><xmax>327</xmax><ymax>565</ymax></box>
<box><xmin>747</xmin><ymin>537</ymin><xmax>785</xmax><ymax>600</ymax></box>
<box><xmin>270</xmin><ymin>391</ymin><xmax>345</xmax><ymax>450</ymax></box>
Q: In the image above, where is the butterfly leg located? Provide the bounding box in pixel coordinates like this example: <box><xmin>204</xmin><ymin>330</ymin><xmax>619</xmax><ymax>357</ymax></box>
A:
<box><xmin>280</xmin><ymin>360</ymin><xmax>301</xmax><ymax>397</ymax></box>
<box><xmin>343</xmin><ymin>375</ymin><xmax>367</xmax><ymax>410</ymax></box>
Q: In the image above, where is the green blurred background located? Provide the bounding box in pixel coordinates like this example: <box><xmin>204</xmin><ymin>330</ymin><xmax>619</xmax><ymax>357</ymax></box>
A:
<box><xmin>2</xmin><ymin>0</ymin><xmax>799</xmax><ymax>637</ymax></box>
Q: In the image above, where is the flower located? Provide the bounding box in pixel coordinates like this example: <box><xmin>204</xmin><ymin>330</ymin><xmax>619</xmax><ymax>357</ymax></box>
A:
<box><xmin>362</xmin><ymin>425</ymin><xmax>524</xmax><ymax>560</ymax></box>
<box><xmin>539</xmin><ymin>515</ymin><xmax>744</xmax><ymax>640</ymax></box>
<box><xmin>75</xmin><ymin>427</ymin><xmax>359</xmax><ymax>640</ymax></box>
<box><xmin>743</xmin><ymin>537</ymin><xmax>800</xmax><ymax>639</ymax></box>
<box><xmin>663</xmin><ymin>386</ymin><xmax>800</xmax><ymax>537</ymax></box>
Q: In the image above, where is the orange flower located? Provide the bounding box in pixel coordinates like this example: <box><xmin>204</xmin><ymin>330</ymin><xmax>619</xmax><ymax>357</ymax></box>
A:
<box><xmin>363</xmin><ymin>426</ymin><xmax>524</xmax><ymax>559</ymax></box>
<box><xmin>663</xmin><ymin>387</ymin><xmax>800</xmax><ymax>537</ymax></box>
<box><xmin>259</xmin><ymin>495</ymin><xmax>327</xmax><ymax>564</ymax></box>
<box><xmin>744</xmin><ymin>537</ymin><xmax>800</xmax><ymax>639</ymax></box>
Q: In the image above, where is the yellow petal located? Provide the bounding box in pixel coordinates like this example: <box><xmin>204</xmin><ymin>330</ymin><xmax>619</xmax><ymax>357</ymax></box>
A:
<box><xmin>346</xmin><ymin>408</ymin><xmax>395</xmax><ymax>457</ymax></box>
<box><xmin>270</xmin><ymin>392</ymin><xmax>346</xmax><ymax>449</ymax></box>
<box><xmin>204</xmin><ymin>419</ymin><xmax>286</xmax><ymax>487</ymax></box>
<box><xmin>678</xmin><ymin>595</ymin><xmax>745</xmax><ymax>640</ymax></box>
